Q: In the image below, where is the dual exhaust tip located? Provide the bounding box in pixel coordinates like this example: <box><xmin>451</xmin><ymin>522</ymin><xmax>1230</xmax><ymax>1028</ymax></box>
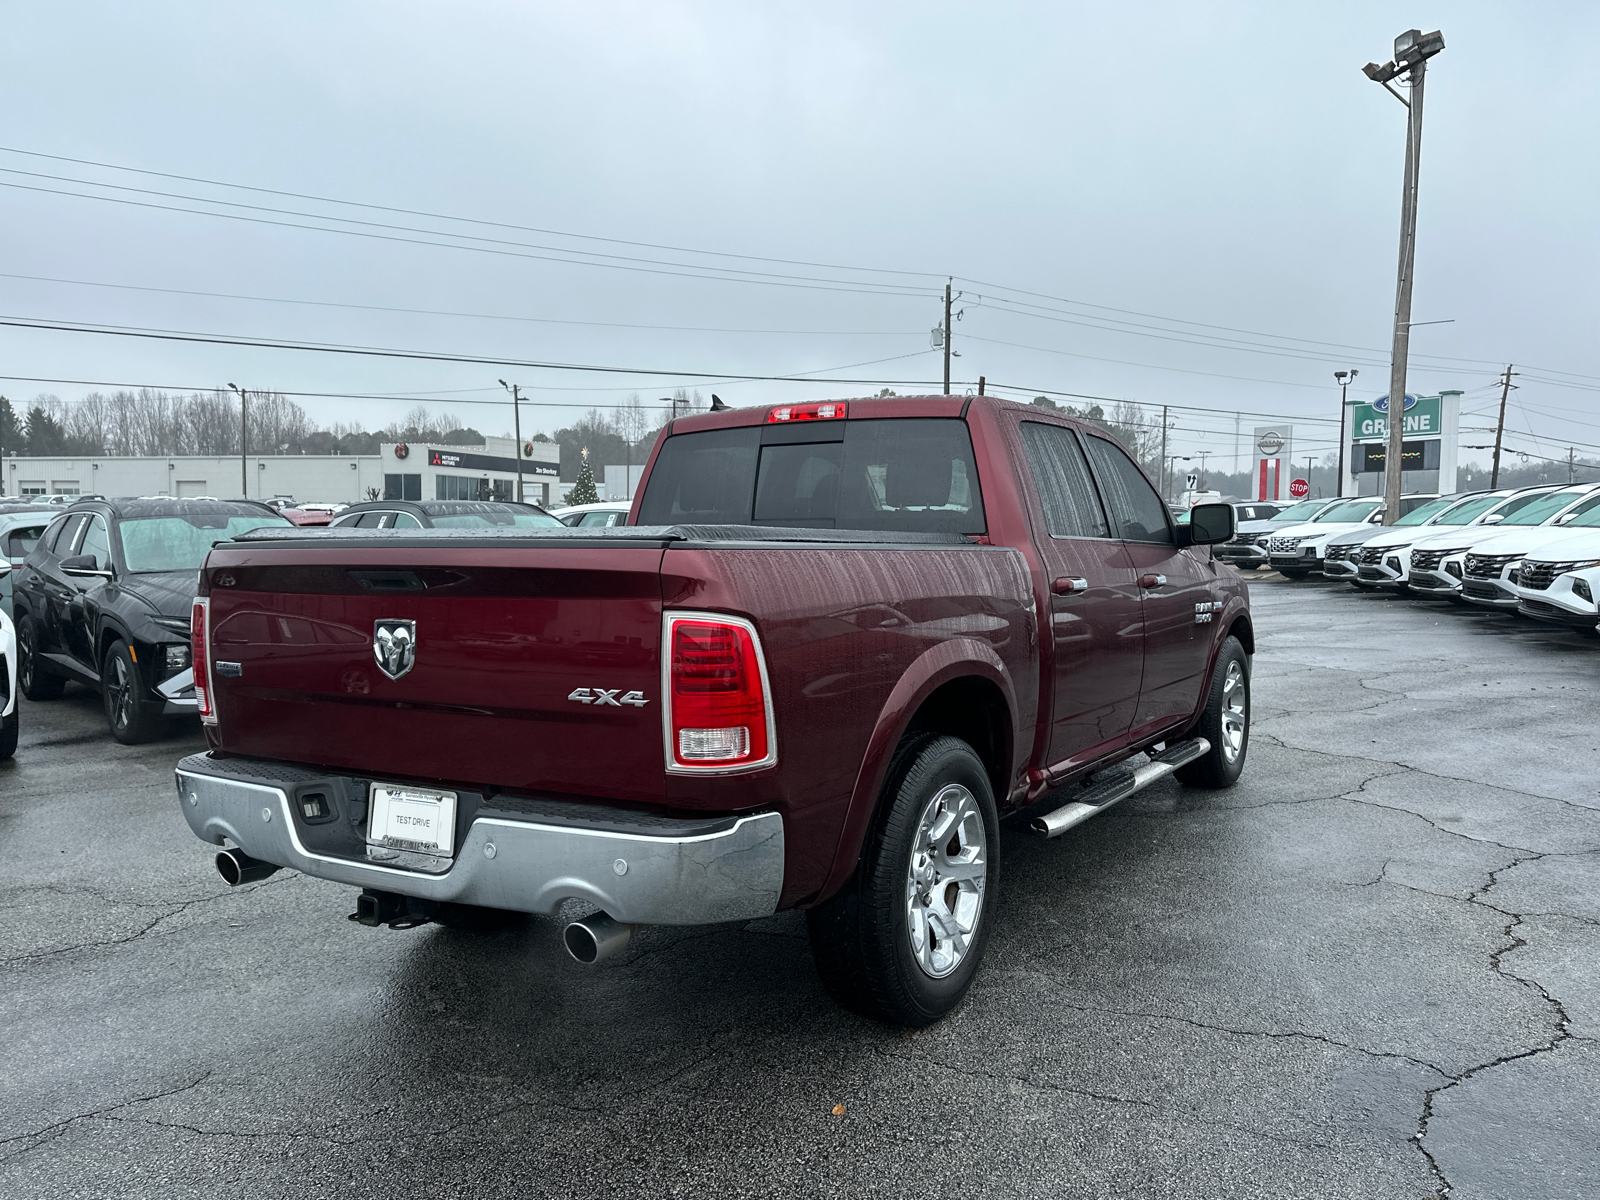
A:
<box><xmin>214</xmin><ymin>850</ymin><xmax>634</xmax><ymax>963</ymax></box>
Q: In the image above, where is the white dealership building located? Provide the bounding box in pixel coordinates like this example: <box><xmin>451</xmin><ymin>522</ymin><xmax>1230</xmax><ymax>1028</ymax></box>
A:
<box><xmin>3</xmin><ymin>437</ymin><xmax>562</xmax><ymax>507</ymax></box>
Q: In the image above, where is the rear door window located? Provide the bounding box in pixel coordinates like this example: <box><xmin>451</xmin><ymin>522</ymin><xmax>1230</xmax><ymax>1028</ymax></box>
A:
<box><xmin>638</xmin><ymin>418</ymin><xmax>985</xmax><ymax>534</ymax></box>
<box><xmin>1020</xmin><ymin>422</ymin><xmax>1109</xmax><ymax>538</ymax></box>
<box><xmin>7</xmin><ymin>524</ymin><xmax>46</xmax><ymax>560</ymax></box>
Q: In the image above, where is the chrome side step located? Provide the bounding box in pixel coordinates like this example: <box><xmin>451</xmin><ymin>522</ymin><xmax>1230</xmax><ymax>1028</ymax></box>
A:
<box><xmin>1030</xmin><ymin>738</ymin><xmax>1210</xmax><ymax>838</ymax></box>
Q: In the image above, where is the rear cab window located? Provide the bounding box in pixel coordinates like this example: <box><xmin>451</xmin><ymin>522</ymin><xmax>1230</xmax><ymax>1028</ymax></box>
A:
<box><xmin>638</xmin><ymin>418</ymin><xmax>986</xmax><ymax>535</ymax></box>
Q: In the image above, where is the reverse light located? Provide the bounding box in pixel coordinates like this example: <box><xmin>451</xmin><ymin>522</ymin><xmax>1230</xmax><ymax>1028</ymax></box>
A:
<box><xmin>767</xmin><ymin>402</ymin><xmax>847</xmax><ymax>423</ymax></box>
<box><xmin>191</xmin><ymin>598</ymin><xmax>216</xmax><ymax>725</ymax></box>
<box><xmin>664</xmin><ymin>613</ymin><xmax>776</xmax><ymax>773</ymax></box>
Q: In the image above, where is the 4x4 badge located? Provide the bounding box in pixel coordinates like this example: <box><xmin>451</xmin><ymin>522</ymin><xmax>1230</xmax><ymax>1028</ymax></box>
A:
<box><xmin>568</xmin><ymin>687</ymin><xmax>648</xmax><ymax>708</ymax></box>
<box><xmin>373</xmin><ymin>620</ymin><xmax>417</xmax><ymax>680</ymax></box>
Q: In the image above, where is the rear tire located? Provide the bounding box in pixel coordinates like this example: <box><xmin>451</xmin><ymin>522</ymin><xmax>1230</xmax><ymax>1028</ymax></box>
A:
<box><xmin>807</xmin><ymin>734</ymin><xmax>998</xmax><ymax>1027</ymax></box>
<box><xmin>1176</xmin><ymin>636</ymin><xmax>1250</xmax><ymax>789</ymax></box>
<box><xmin>0</xmin><ymin>705</ymin><xmax>17</xmax><ymax>760</ymax></box>
<box><xmin>103</xmin><ymin>640</ymin><xmax>164</xmax><ymax>745</ymax></box>
<box><xmin>17</xmin><ymin>616</ymin><xmax>65</xmax><ymax>701</ymax></box>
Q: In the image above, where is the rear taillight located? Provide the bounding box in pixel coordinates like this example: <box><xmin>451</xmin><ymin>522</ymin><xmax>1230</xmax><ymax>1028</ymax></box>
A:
<box><xmin>192</xmin><ymin>598</ymin><xmax>216</xmax><ymax>725</ymax></box>
<box><xmin>767</xmin><ymin>402</ymin><xmax>846</xmax><ymax>423</ymax></box>
<box><xmin>664</xmin><ymin>613</ymin><xmax>775</xmax><ymax>772</ymax></box>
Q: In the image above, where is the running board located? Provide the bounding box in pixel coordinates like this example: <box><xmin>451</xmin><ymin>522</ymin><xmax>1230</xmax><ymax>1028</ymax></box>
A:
<box><xmin>1029</xmin><ymin>738</ymin><xmax>1210</xmax><ymax>838</ymax></box>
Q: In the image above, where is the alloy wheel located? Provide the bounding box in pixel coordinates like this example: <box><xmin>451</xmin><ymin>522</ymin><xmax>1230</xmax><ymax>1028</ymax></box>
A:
<box><xmin>108</xmin><ymin>655</ymin><xmax>133</xmax><ymax>730</ymax></box>
<box><xmin>1220</xmin><ymin>659</ymin><xmax>1247</xmax><ymax>763</ymax></box>
<box><xmin>904</xmin><ymin>783</ymin><xmax>988</xmax><ymax>979</ymax></box>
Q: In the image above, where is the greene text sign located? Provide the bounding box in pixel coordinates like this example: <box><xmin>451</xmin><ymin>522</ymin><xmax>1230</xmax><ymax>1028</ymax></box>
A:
<box><xmin>1352</xmin><ymin>394</ymin><xmax>1442</xmax><ymax>440</ymax></box>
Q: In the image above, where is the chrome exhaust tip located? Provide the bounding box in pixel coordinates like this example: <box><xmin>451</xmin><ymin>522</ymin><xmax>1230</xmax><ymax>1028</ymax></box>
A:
<box><xmin>215</xmin><ymin>848</ymin><xmax>280</xmax><ymax>886</ymax></box>
<box><xmin>562</xmin><ymin>912</ymin><xmax>636</xmax><ymax>964</ymax></box>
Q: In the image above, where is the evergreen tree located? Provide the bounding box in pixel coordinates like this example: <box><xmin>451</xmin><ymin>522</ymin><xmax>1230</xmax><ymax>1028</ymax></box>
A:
<box><xmin>24</xmin><ymin>406</ymin><xmax>69</xmax><ymax>456</ymax></box>
<box><xmin>567</xmin><ymin>450</ymin><xmax>599</xmax><ymax>505</ymax></box>
<box><xmin>0</xmin><ymin>395</ymin><xmax>19</xmax><ymax>457</ymax></box>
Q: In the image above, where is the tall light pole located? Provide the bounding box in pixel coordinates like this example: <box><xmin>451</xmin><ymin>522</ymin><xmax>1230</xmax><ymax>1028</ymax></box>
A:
<box><xmin>227</xmin><ymin>382</ymin><xmax>248</xmax><ymax>498</ymax></box>
<box><xmin>1364</xmin><ymin>28</ymin><xmax>1445</xmax><ymax>524</ymax></box>
<box><xmin>497</xmin><ymin>379</ymin><xmax>526</xmax><ymax>503</ymax></box>
<box><xmin>1333</xmin><ymin>369</ymin><xmax>1358</xmax><ymax>497</ymax></box>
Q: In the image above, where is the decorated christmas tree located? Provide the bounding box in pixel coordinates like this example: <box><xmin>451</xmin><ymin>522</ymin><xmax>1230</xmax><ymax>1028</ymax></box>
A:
<box><xmin>567</xmin><ymin>448</ymin><xmax>599</xmax><ymax>505</ymax></box>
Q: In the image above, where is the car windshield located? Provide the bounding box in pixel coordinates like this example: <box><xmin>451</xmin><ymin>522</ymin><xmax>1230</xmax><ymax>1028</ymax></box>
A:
<box><xmin>1429</xmin><ymin>494</ymin><xmax>1507</xmax><ymax>525</ymax></box>
<box><xmin>1271</xmin><ymin>499</ymin><xmax>1331</xmax><ymax>522</ymax></box>
<box><xmin>429</xmin><ymin>511</ymin><xmax>562</xmax><ymax>528</ymax></box>
<box><xmin>1498</xmin><ymin>490</ymin><xmax>1591</xmax><ymax>526</ymax></box>
<box><xmin>1314</xmin><ymin>500</ymin><xmax>1382</xmax><ymax>522</ymax></box>
<box><xmin>119</xmin><ymin>514</ymin><xmax>292</xmax><ymax>572</ymax></box>
<box><xmin>1395</xmin><ymin>496</ymin><xmax>1461</xmax><ymax>526</ymax></box>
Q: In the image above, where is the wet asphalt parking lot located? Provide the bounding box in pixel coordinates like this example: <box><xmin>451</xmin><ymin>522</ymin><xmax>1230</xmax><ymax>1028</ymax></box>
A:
<box><xmin>3</xmin><ymin>576</ymin><xmax>1597</xmax><ymax>1200</ymax></box>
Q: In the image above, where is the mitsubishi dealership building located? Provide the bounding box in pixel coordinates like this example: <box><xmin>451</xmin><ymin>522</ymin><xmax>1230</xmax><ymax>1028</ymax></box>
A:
<box><xmin>3</xmin><ymin>437</ymin><xmax>562</xmax><ymax>507</ymax></box>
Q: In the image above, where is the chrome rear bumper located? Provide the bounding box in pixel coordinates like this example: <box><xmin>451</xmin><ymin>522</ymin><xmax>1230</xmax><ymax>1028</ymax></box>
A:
<box><xmin>175</xmin><ymin>754</ymin><xmax>784</xmax><ymax>925</ymax></box>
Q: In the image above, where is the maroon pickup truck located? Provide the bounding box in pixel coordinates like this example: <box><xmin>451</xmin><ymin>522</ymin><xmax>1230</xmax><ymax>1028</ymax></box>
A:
<box><xmin>176</xmin><ymin>395</ymin><xmax>1252</xmax><ymax>1026</ymax></box>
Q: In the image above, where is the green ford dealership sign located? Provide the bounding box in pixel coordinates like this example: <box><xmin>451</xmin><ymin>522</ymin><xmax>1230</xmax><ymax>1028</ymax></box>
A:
<box><xmin>1351</xmin><ymin>394</ymin><xmax>1442</xmax><ymax>441</ymax></box>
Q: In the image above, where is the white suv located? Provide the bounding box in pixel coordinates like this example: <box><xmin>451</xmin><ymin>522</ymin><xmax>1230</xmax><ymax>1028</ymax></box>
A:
<box><xmin>1403</xmin><ymin>486</ymin><xmax>1566</xmax><ymax>599</ymax></box>
<box><xmin>1455</xmin><ymin>484</ymin><xmax>1600</xmax><ymax>609</ymax></box>
<box><xmin>1514</xmin><ymin>528</ymin><xmax>1600</xmax><ymax>632</ymax></box>
<box><xmin>1267</xmin><ymin>496</ymin><xmax>1436</xmax><ymax>579</ymax></box>
<box><xmin>1325</xmin><ymin>492</ymin><xmax>1481</xmax><ymax>589</ymax></box>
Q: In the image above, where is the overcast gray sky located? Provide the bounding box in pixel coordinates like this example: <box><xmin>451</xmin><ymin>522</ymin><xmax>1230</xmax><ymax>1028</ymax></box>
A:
<box><xmin>4</xmin><ymin>1</ymin><xmax>1597</xmax><ymax>470</ymax></box>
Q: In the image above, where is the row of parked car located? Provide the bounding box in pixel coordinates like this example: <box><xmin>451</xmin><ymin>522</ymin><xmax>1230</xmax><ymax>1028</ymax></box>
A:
<box><xmin>1216</xmin><ymin>485</ymin><xmax>1600</xmax><ymax>632</ymax></box>
<box><xmin>0</xmin><ymin>492</ymin><xmax>630</xmax><ymax>756</ymax></box>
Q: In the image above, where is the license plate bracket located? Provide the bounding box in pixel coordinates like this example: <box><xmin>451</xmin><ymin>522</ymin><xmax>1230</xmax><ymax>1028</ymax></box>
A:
<box><xmin>367</xmin><ymin>783</ymin><xmax>458</xmax><ymax>861</ymax></box>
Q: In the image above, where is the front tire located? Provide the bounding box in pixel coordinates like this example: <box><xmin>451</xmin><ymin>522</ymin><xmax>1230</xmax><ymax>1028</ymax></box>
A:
<box><xmin>807</xmin><ymin>734</ymin><xmax>999</xmax><ymax>1027</ymax></box>
<box><xmin>1176</xmin><ymin>636</ymin><xmax>1250</xmax><ymax>788</ymax></box>
<box><xmin>17</xmin><ymin>616</ymin><xmax>65</xmax><ymax>701</ymax></box>
<box><xmin>103</xmin><ymin>640</ymin><xmax>164</xmax><ymax>744</ymax></box>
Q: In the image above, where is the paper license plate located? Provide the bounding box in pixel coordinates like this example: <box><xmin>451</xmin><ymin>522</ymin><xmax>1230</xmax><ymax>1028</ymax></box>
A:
<box><xmin>368</xmin><ymin>784</ymin><xmax>458</xmax><ymax>858</ymax></box>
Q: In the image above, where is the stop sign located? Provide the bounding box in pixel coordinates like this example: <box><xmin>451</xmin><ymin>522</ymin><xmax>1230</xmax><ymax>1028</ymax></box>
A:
<box><xmin>1289</xmin><ymin>478</ymin><xmax>1310</xmax><ymax>499</ymax></box>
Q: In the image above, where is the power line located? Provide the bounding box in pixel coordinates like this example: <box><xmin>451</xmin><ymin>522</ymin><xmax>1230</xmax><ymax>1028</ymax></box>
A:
<box><xmin>0</xmin><ymin>179</ymin><xmax>938</xmax><ymax>300</ymax></box>
<box><xmin>0</xmin><ymin>145</ymin><xmax>946</xmax><ymax>283</ymax></box>
<box><xmin>0</xmin><ymin>272</ymin><xmax>925</xmax><ymax>337</ymax></box>
<box><xmin>0</xmin><ymin>313</ymin><xmax>941</xmax><ymax>383</ymax></box>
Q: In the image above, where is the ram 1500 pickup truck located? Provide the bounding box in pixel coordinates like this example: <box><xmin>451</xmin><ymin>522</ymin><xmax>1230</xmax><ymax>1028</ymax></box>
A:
<box><xmin>177</xmin><ymin>395</ymin><xmax>1253</xmax><ymax>1026</ymax></box>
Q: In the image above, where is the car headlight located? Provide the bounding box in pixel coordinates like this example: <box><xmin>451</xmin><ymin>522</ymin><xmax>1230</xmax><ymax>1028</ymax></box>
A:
<box><xmin>1386</xmin><ymin>557</ymin><xmax>1402</xmax><ymax>571</ymax></box>
<box><xmin>165</xmin><ymin>644</ymin><xmax>191</xmax><ymax>673</ymax></box>
<box><xmin>1445</xmin><ymin>561</ymin><xmax>1463</xmax><ymax>579</ymax></box>
<box><xmin>1575</xmin><ymin>578</ymin><xmax>1594</xmax><ymax>603</ymax></box>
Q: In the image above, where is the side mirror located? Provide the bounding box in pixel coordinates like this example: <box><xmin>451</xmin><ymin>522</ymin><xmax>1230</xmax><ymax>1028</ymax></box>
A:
<box><xmin>1186</xmin><ymin>503</ymin><xmax>1235</xmax><ymax>546</ymax></box>
<box><xmin>1556</xmin><ymin>512</ymin><xmax>1577</xmax><ymax>525</ymax></box>
<box><xmin>1481</xmin><ymin>512</ymin><xmax>1504</xmax><ymax>525</ymax></box>
<box><xmin>60</xmin><ymin>554</ymin><xmax>113</xmax><ymax>579</ymax></box>
<box><xmin>0</xmin><ymin>560</ymin><xmax>10</xmax><ymax>578</ymax></box>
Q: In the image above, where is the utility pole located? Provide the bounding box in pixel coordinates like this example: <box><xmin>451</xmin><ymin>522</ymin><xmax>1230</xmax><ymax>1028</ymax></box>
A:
<box><xmin>1197</xmin><ymin>450</ymin><xmax>1211</xmax><ymax>491</ymax></box>
<box><xmin>977</xmin><ymin>376</ymin><xmax>986</xmax><ymax>396</ymax></box>
<box><xmin>1333</xmin><ymin>369</ymin><xmax>1359</xmax><ymax>497</ymax></box>
<box><xmin>1364</xmin><ymin>28</ymin><xmax>1445</xmax><ymax>524</ymax></box>
<box><xmin>228</xmin><ymin>383</ymin><xmax>249</xmax><ymax>498</ymax></box>
<box><xmin>1490</xmin><ymin>364</ymin><xmax>1516</xmax><ymax>487</ymax></box>
<box><xmin>1569</xmin><ymin>447</ymin><xmax>1576</xmax><ymax>484</ymax></box>
<box><xmin>1160</xmin><ymin>405</ymin><xmax>1170</xmax><ymax>499</ymax></box>
<box><xmin>498</xmin><ymin>380</ymin><xmax>526</xmax><ymax>503</ymax></box>
<box><xmin>943</xmin><ymin>280</ymin><xmax>953</xmax><ymax>395</ymax></box>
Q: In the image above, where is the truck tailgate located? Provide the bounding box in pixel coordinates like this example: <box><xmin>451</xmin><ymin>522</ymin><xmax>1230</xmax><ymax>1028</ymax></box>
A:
<box><xmin>202</xmin><ymin>540</ymin><xmax>667</xmax><ymax>806</ymax></box>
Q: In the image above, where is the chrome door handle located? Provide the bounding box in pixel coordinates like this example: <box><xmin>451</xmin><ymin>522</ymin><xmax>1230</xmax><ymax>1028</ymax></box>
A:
<box><xmin>1051</xmin><ymin>577</ymin><xmax>1090</xmax><ymax>595</ymax></box>
<box><xmin>1139</xmin><ymin>574</ymin><xmax>1167</xmax><ymax>589</ymax></box>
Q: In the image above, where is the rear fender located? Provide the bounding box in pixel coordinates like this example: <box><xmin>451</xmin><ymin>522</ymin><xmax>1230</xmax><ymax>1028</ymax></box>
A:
<box><xmin>811</xmin><ymin>638</ymin><xmax>1018</xmax><ymax>906</ymax></box>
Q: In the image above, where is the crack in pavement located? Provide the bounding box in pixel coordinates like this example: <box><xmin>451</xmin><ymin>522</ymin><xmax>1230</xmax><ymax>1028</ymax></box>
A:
<box><xmin>0</xmin><ymin>872</ymin><xmax>304</xmax><ymax>966</ymax></box>
<box><xmin>1408</xmin><ymin>851</ymin><xmax>1576</xmax><ymax>1197</ymax></box>
<box><xmin>1017</xmin><ymin>962</ymin><xmax>1452</xmax><ymax>1077</ymax></box>
<box><xmin>0</xmin><ymin>1071</ymin><xmax>214</xmax><ymax>1164</ymax></box>
<box><xmin>878</xmin><ymin>1045</ymin><xmax>1342</xmax><ymax>1154</ymax></box>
